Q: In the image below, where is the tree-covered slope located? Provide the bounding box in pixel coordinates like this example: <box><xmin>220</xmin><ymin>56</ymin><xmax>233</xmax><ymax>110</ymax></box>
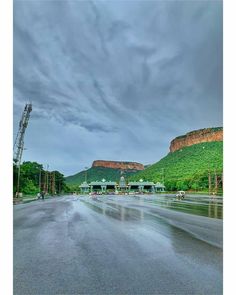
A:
<box><xmin>66</xmin><ymin>166</ymin><xmax>136</xmax><ymax>185</ymax></box>
<box><xmin>13</xmin><ymin>161</ymin><xmax>68</xmax><ymax>196</ymax></box>
<box><xmin>129</xmin><ymin>141</ymin><xmax>223</xmax><ymax>191</ymax></box>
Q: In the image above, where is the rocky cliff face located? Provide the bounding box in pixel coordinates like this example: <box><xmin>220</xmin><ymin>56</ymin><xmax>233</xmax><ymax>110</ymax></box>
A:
<box><xmin>92</xmin><ymin>160</ymin><xmax>144</xmax><ymax>171</ymax></box>
<box><xmin>170</xmin><ymin>127</ymin><xmax>223</xmax><ymax>153</ymax></box>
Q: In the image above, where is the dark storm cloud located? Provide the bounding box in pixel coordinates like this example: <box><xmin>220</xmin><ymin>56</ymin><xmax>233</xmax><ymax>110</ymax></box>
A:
<box><xmin>14</xmin><ymin>0</ymin><xmax>223</xmax><ymax>175</ymax></box>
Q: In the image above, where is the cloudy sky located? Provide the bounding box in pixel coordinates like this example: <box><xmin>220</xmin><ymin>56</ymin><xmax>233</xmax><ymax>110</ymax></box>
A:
<box><xmin>14</xmin><ymin>0</ymin><xmax>223</xmax><ymax>176</ymax></box>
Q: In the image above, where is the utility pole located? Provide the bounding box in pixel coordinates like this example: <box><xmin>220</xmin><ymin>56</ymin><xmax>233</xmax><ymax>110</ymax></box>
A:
<box><xmin>43</xmin><ymin>170</ymin><xmax>46</xmax><ymax>193</ymax></box>
<box><xmin>13</xmin><ymin>103</ymin><xmax>32</xmax><ymax>198</ymax></box>
<box><xmin>222</xmin><ymin>172</ymin><xmax>223</xmax><ymax>192</ymax></box>
<box><xmin>45</xmin><ymin>170</ymin><xmax>47</xmax><ymax>193</ymax></box>
<box><xmin>48</xmin><ymin>172</ymin><xmax>51</xmax><ymax>194</ymax></box>
<box><xmin>214</xmin><ymin>169</ymin><xmax>218</xmax><ymax>194</ymax></box>
<box><xmin>39</xmin><ymin>168</ymin><xmax>41</xmax><ymax>192</ymax></box>
<box><xmin>84</xmin><ymin>167</ymin><xmax>89</xmax><ymax>183</ymax></box>
<box><xmin>161</xmin><ymin>168</ymin><xmax>165</xmax><ymax>185</ymax></box>
<box><xmin>46</xmin><ymin>164</ymin><xmax>49</xmax><ymax>194</ymax></box>
<box><xmin>16</xmin><ymin>164</ymin><xmax>21</xmax><ymax>198</ymax></box>
<box><xmin>58</xmin><ymin>182</ymin><xmax>61</xmax><ymax>194</ymax></box>
<box><xmin>51</xmin><ymin>172</ymin><xmax>55</xmax><ymax>195</ymax></box>
<box><xmin>49</xmin><ymin>171</ymin><xmax>55</xmax><ymax>195</ymax></box>
<box><xmin>208</xmin><ymin>170</ymin><xmax>212</xmax><ymax>195</ymax></box>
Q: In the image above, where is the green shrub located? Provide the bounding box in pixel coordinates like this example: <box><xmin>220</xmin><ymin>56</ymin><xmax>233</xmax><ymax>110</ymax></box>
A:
<box><xmin>22</xmin><ymin>179</ymin><xmax>39</xmax><ymax>195</ymax></box>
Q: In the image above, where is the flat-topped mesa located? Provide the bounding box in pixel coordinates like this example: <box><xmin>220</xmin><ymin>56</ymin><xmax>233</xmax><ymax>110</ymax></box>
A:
<box><xmin>170</xmin><ymin>127</ymin><xmax>223</xmax><ymax>153</ymax></box>
<box><xmin>92</xmin><ymin>160</ymin><xmax>144</xmax><ymax>171</ymax></box>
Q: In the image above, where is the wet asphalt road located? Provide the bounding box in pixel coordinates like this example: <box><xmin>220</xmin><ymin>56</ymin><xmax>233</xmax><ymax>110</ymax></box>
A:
<box><xmin>14</xmin><ymin>195</ymin><xmax>223</xmax><ymax>295</ymax></box>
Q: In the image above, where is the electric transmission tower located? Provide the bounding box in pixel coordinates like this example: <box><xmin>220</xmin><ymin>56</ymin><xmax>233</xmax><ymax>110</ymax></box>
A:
<box><xmin>14</xmin><ymin>103</ymin><xmax>32</xmax><ymax>166</ymax></box>
<box><xmin>13</xmin><ymin>103</ymin><xmax>32</xmax><ymax>197</ymax></box>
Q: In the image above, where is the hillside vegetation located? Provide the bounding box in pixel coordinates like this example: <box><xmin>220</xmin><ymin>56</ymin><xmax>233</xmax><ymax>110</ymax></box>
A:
<box><xmin>129</xmin><ymin>141</ymin><xmax>223</xmax><ymax>191</ymax></box>
<box><xmin>66</xmin><ymin>166</ymin><xmax>136</xmax><ymax>186</ymax></box>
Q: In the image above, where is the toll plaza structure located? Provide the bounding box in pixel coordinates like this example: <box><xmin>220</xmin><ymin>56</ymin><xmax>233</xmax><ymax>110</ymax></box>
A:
<box><xmin>90</xmin><ymin>179</ymin><xmax>118</xmax><ymax>193</ymax></box>
<box><xmin>78</xmin><ymin>177</ymin><xmax>165</xmax><ymax>194</ymax></box>
<box><xmin>155</xmin><ymin>182</ymin><xmax>166</xmax><ymax>192</ymax></box>
<box><xmin>128</xmin><ymin>179</ymin><xmax>155</xmax><ymax>193</ymax></box>
<box><xmin>118</xmin><ymin>176</ymin><xmax>128</xmax><ymax>193</ymax></box>
<box><xmin>79</xmin><ymin>182</ymin><xmax>90</xmax><ymax>193</ymax></box>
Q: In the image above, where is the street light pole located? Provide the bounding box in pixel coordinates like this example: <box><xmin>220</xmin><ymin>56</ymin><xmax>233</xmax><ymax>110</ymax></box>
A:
<box><xmin>84</xmin><ymin>167</ymin><xmax>88</xmax><ymax>183</ymax></box>
<box><xmin>161</xmin><ymin>168</ymin><xmax>165</xmax><ymax>185</ymax></box>
<box><xmin>208</xmin><ymin>170</ymin><xmax>212</xmax><ymax>195</ymax></box>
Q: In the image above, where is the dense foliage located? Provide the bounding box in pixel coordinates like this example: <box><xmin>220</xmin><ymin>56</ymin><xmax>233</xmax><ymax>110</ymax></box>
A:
<box><xmin>66</xmin><ymin>166</ymin><xmax>137</xmax><ymax>186</ymax></box>
<box><xmin>128</xmin><ymin>141</ymin><xmax>223</xmax><ymax>191</ymax></box>
<box><xmin>13</xmin><ymin>161</ymin><xmax>69</xmax><ymax>196</ymax></box>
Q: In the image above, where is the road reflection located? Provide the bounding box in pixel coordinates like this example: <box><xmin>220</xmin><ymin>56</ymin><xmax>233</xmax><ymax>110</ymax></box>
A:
<box><xmin>139</xmin><ymin>194</ymin><xmax>223</xmax><ymax>219</ymax></box>
<box><xmin>80</xmin><ymin>194</ymin><xmax>223</xmax><ymax>220</ymax></box>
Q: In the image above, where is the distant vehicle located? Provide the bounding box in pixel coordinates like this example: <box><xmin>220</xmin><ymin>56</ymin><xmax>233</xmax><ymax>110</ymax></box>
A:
<box><xmin>176</xmin><ymin>191</ymin><xmax>185</xmax><ymax>199</ymax></box>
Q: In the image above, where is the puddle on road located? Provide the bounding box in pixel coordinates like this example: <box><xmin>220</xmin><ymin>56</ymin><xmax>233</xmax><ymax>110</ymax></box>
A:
<box><xmin>80</xmin><ymin>194</ymin><xmax>223</xmax><ymax>219</ymax></box>
<box><xmin>78</xmin><ymin>196</ymin><xmax>223</xmax><ymax>249</ymax></box>
<box><xmin>80</xmin><ymin>198</ymin><xmax>184</xmax><ymax>234</ymax></box>
<box><xmin>80</xmin><ymin>198</ymin><xmax>143</xmax><ymax>222</ymax></box>
<box><xmin>141</xmin><ymin>196</ymin><xmax>223</xmax><ymax>219</ymax></box>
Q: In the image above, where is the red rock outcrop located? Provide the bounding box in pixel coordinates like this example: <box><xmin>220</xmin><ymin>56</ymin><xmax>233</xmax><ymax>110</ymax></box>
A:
<box><xmin>170</xmin><ymin>127</ymin><xmax>223</xmax><ymax>153</ymax></box>
<box><xmin>92</xmin><ymin>160</ymin><xmax>144</xmax><ymax>171</ymax></box>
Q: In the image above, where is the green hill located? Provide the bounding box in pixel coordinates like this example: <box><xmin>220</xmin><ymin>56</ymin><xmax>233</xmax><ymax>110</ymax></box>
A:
<box><xmin>66</xmin><ymin>166</ymin><xmax>137</xmax><ymax>186</ymax></box>
<box><xmin>128</xmin><ymin>141</ymin><xmax>223</xmax><ymax>191</ymax></box>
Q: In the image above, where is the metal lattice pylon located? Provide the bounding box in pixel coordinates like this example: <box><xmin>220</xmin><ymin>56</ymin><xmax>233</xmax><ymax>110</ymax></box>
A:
<box><xmin>14</xmin><ymin>103</ymin><xmax>32</xmax><ymax>167</ymax></box>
